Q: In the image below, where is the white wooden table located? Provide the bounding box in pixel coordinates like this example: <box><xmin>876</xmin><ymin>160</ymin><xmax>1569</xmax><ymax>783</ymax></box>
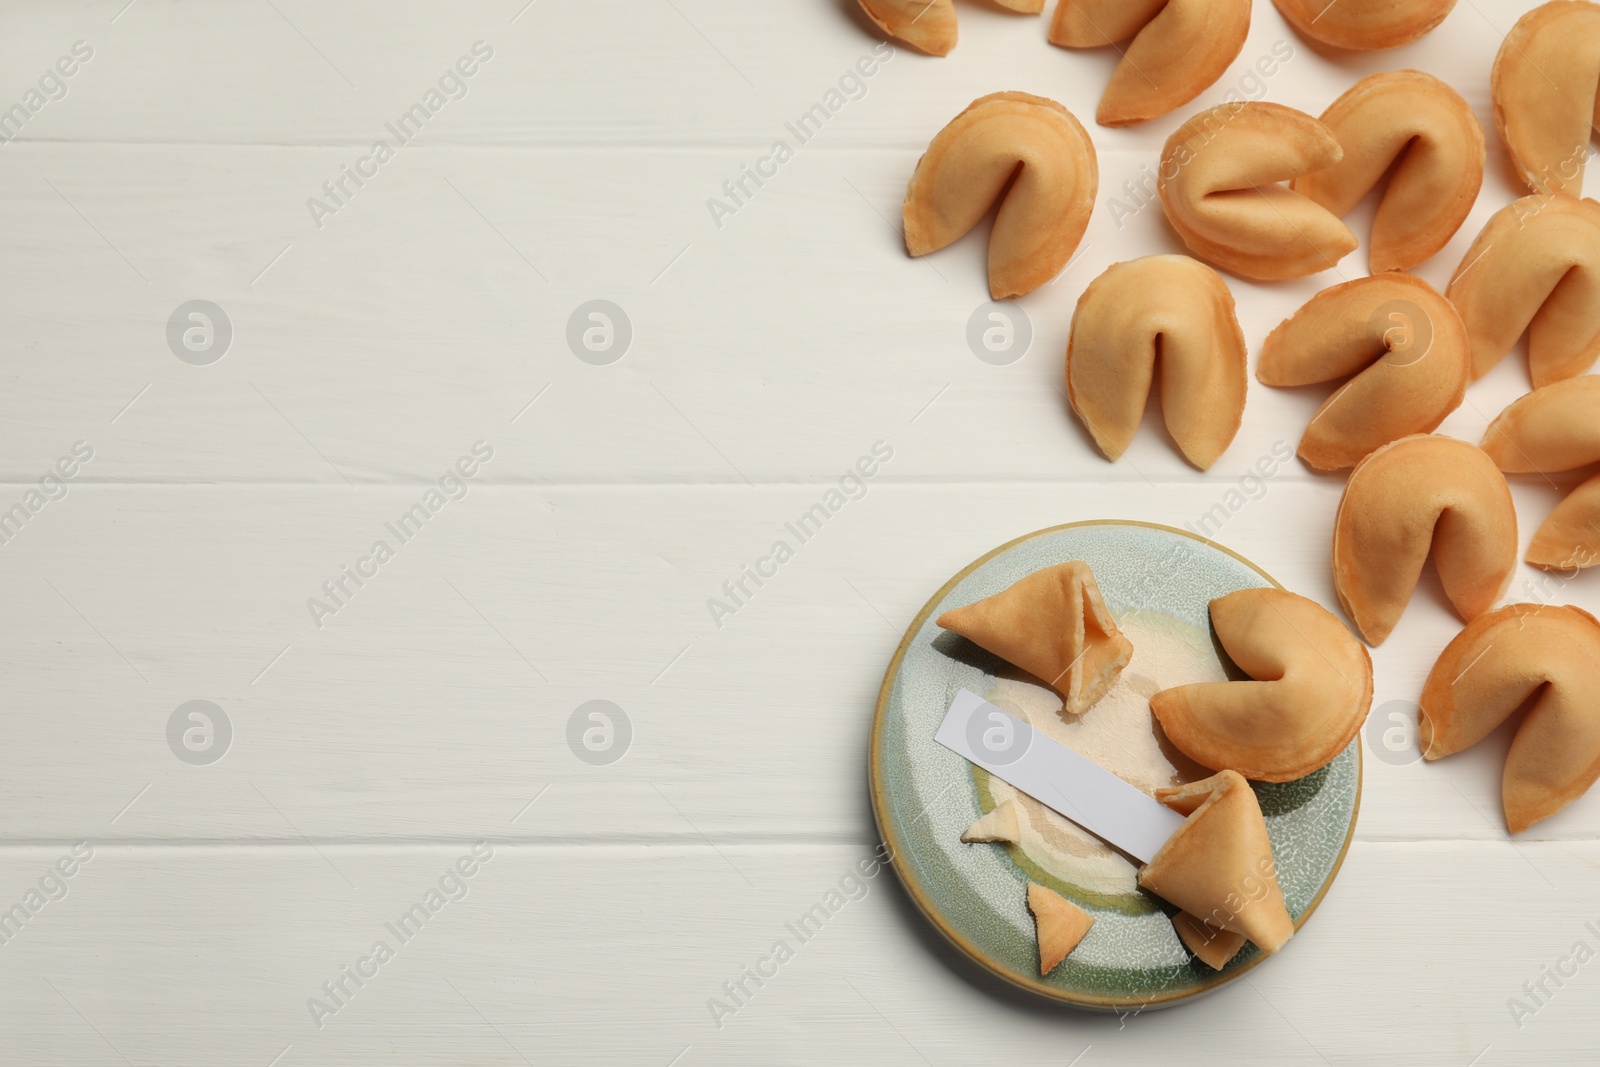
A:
<box><xmin>1</xmin><ymin>0</ymin><xmax>1595</xmax><ymax>1062</ymax></box>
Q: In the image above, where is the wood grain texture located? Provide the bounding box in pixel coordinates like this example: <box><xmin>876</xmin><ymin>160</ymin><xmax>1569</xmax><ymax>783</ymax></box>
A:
<box><xmin>0</xmin><ymin>842</ymin><xmax>1596</xmax><ymax>1064</ymax></box>
<box><xmin>2</xmin><ymin>0</ymin><xmax>1596</xmax><ymax>1063</ymax></box>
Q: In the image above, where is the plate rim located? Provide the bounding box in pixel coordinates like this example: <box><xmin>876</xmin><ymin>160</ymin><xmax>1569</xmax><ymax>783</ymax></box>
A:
<box><xmin>867</xmin><ymin>518</ymin><xmax>1363</xmax><ymax>1010</ymax></box>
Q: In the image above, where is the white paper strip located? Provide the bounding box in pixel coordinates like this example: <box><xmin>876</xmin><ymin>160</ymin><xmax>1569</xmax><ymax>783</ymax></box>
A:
<box><xmin>934</xmin><ymin>689</ymin><xmax>1185</xmax><ymax>864</ymax></box>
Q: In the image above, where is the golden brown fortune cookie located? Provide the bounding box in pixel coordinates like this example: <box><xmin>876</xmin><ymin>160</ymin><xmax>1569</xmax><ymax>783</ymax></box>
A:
<box><xmin>936</xmin><ymin>561</ymin><xmax>1132</xmax><ymax>716</ymax></box>
<box><xmin>1158</xmin><ymin>102</ymin><xmax>1357</xmax><ymax>280</ymax></box>
<box><xmin>1271</xmin><ymin>0</ymin><xmax>1457</xmax><ymax>49</ymax></box>
<box><xmin>1492</xmin><ymin>1</ymin><xmax>1600</xmax><ymax>197</ymax></box>
<box><xmin>1027</xmin><ymin>882</ymin><xmax>1094</xmax><ymax>973</ymax></box>
<box><xmin>1333</xmin><ymin>435</ymin><xmax>1517</xmax><ymax>646</ymax></box>
<box><xmin>1421</xmin><ymin>603</ymin><xmax>1600</xmax><ymax>833</ymax></box>
<box><xmin>1258</xmin><ymin>272</ymin><xmax>1469</xmax><ymax>470</ymax></box>
<box><xmin>1047</xmin><ymin>0</ymin><xmax>1251</xmax><ymax>126</ymax></box>
<box><xmin>1481</xmin><ymin>377</ymin><xmax>1600</xmax><ymax>570</ymax></box>
<box><xmin>903</xmin><ymin>92</ymin><xmax>1097</xmax><ymax>299</ymax></box>
<box><xmin>1137</xmin><ymin>770</ymin><xmax>1295</xmax><ymax>955</ymax></box>
<box><xmin>1446</xmin><ymin>195</ymin><xmax>1600</xmax><ymax>387</ymax></box>
<box><xmin>1066</xmin><ymin>255</ymin><xmax>1247</xmax><ymax>470</ymax></box>
<box><xmin>1150</xmin><ymin>588</ymin><xmax>1373</xmax><ymax>782</ymax></box>
<box><xmin>1292</xmin><ymin>71</ymin><xmax>1484</xmax><ymax>274</ymax></box>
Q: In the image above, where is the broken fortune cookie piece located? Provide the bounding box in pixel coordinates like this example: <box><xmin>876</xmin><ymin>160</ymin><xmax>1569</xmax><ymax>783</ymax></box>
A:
<box><xmin>1172</xmin><ymin>910</ymin><xmax>1248</xmax><ymax>971</ymax></box>
<box><xmin>961</xmin><ymin>800</ymin><xmax>1021</xmax><ymax>844</ymax></box>
<box><xmin>855</xmin><ymin>0</ymin><xmax>958</xmax><ymax>56</ymax></box>
<box><xmin>1138</xmin><ymin>770</ymin><xmax>1294</xmax><ymax>955</ymax></box>
<box><xmin>856</xmin><ymin>0</ymin><xmax>1045</xmax><ymax>57</ymax></box>
<box><xmin>1420</xmin><ymin>603</ymin><xmax>1600</xmax><ymax>833</ymax></box>
<box><xmin>1066</xmin><ymin>254</ymin><xmax>1248</xmax><ymax>471</ymax></box>
<box><xmin>1158</xmin><ymin>103</ymin><xmax>1357</xmax><ymax>280</ymax></box>
<box><xmin>936</xmin><ymin>561</ymin><xmax>1133</xmax><ymax>716</ymax></box>
<box><xmin>1150</xmin><ymin>588</ymin><xmax>1373</xmax><ymax>783</ymax></box>
<box><xmin>1047</xmin><ymin>0</ymin><xmax>1251</xmax><ymax>126</ymax></box>
<box><xmin>903</xmin><ymin>92</ymin><xmax>1097</xmax><ymax>299</ymax></box>
<box><xmin>1027</xmin><ymin>882</ymin><xmax>1094</xmax><ymax>974</ymax></box>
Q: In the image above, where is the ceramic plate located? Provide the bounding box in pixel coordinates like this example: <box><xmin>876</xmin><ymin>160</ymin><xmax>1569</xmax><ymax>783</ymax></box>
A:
<box><xmin>869</xmin><ymin>520</ymin><xmax>1360</xmax><ymax>1010</ymax></box>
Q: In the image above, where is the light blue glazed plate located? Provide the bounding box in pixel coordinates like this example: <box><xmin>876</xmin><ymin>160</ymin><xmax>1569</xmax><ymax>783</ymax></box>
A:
<box><xmin>869</xmin><ymin>521</ymin><xmax>1360</xmax><ymax>1010</ymax></box>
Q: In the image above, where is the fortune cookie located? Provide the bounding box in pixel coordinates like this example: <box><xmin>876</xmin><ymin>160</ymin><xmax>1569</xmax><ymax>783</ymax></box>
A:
<box><xmin>1492</xmin><ymin>1</ymin><xmax>1600</xmax><ymax>197</ymax></box>
<box><xmin>1258</xmin><ymin>272</ymin><xmax>1469</xmax><ymax>470</ymax></box>
<box><xmin>1159</xmin><ymin>103</ymin><xmax>1357</xmax><ymax>280</ymax></box>
<box><xmin>903</xmin><ymin>92</ymin><xmax>1097</xmax><ymax>298</ymax></box>
<box><xmin>1138</xmin><ymin>770</ymin><xmax>1295</xmax><ymax>955</ymax></box>
<box><xmin>1151</xmin><ymin>588</ymin><xmax>1373</xmax><ymax>782</ymax></box>
<box><xmin>1446</xmin><ymin>195</ymin><xmax>1600</xmax><ymax>387</ymax></box>
<box><xmin>1292</xmin><ymin>71</ymin><xmax>1483</xmax><ymax>274</ymax></box>
<box><xmin>1481</xmin><ymin>377</ymin><xmax>1600</xmax><ymax>570</ymax></box>
<box><xmin>936</xmin><ymin>561</ymin><xmax>1133</xmax><ymax>716</ymax></box>
<box><xmin>1027</xmin><ymin>882</ymin><xmax>1094</xmax><ymax>973</ymax></box>
<box><xmin>1048</xmin><ymin>0</ymin><xmax>1251</xmax><ymax>126</ymax></box>
<box><xmin>1421</xmin><ymin>603</ymin><xmax>1600</xmax><ymax>833</ymax></box>
<box><xmin>1333</xmin><ymin>435</ymin><xmax>1517</xmax><ymax>646</ymax></box>
<box><xmin>1272</xmin><ymin>0</ymin><xmax>1456</xmax><ymax>49</ymax></box>
<box><xmin>1066</xmin><ymin>255</ymin><xmax>1247</xmax><ymax>470</ymax></box>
